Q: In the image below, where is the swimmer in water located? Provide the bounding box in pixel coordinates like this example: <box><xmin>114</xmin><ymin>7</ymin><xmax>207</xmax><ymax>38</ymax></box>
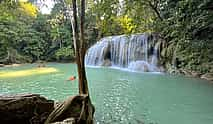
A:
<box><xmin>67</xmin><ymin>76</ymin><xmax>76</xmax><ymax>81</ymax></box>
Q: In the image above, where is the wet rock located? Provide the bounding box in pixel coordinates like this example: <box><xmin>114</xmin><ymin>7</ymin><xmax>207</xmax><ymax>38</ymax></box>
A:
<box><xmin>0</xmin><ymin>94</ymin><xmax>54</xmax><ymax>124</ymax></box>
<box><xmin>101</xmin><ymin>59</ymin><xmax>112</xmax><ymax>66</ymax></box>
<box><xmin>103</xmin><ymin>43</ymin><xmax>111</xmax><ymax>60</ymax></box>
<box><xmin>159</xmin><ymin>66</ymin><xmax>165</xmax><ymax>72</ymax></box>
<box><xmin>191</xmin><ymin>71</ymin><xmax>201</xmax><ymax>78</ymax></box>
<box><xmin>128</xmin><ymin>61</ymin><xmax>153</xmax><ymax>72</ymax></box>
<box><xmin>201</xmin><ymin>73</ymin><xmax>213</xmax><ymax>81</ymax></box>
<box><xmin>179</xmin><ymin>69</ymin><xmax>192</xmax><ymax>77</ymax></box>
<box><xmin>0</xmin><ymin>64</ymin><xmax>4</xmax><ymax>67</ymax></box>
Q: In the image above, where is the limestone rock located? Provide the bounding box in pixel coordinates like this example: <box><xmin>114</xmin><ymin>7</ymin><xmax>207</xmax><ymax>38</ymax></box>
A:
<box><xmin>0</xmin><ymin>94</ymin><xmax>54</xmax><ymax>124</ymax></box>
<box><xmin>191</xmin><ymin>71</ymin><xmax>201</xmax><ymax>78</ymax></box>
<box><xmin>101</xmin><ymin>59</ymin><xmax>112</xmax><ymax>66</ymax></box>
<box><xmin>201</xmin><ymin>73</ymin><xmax>213</xmax><ymax>81</ymax></box>
<box><xmin>128</xmin><ymin>61</ymin><xmax>152</xmax><ymax>72</ymax></box>
<box><xmin>179</xmin><ymin>69</ymin><xmax>192</xmax><ymax>77</ymax></box>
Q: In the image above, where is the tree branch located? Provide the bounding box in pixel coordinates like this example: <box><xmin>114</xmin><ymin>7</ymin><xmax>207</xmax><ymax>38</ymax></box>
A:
<box><xmin>148</xmin><ymin>1</ymin><xmax>163</xmax><ymax>21</ymax></box>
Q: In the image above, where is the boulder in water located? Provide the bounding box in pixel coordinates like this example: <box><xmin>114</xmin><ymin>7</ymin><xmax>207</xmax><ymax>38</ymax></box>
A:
<box><xmin>191</xmin><ymin>71</ymin><xmax>201</xmax><ymax>78</ymax></box>
<box><xmin>201</xmin><ymin>73</ymin><xmax>213</xmax><ymax>81</ymax></box>
<box><xmin>101</xmin><ymin>59</ymin><xmax>112</xmax><ymax>66</ymax></box>
<box><xmin>128</xmin><ymin>61</ymin><xmax>152</xmax><ymax>72</ymax></box>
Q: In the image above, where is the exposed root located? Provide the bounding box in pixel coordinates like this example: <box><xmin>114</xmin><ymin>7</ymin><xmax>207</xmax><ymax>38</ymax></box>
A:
<box><xmin>45</xmin><ymin>94</ymin><xmax>94</xmax><ymax>124</ymax></box>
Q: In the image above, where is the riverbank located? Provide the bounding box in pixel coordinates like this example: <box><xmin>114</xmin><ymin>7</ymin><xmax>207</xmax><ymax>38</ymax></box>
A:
<box><xmin>0</xmin><ymin>67</ymin><xmax>58</xmax><ymax>78</ymax></box>
<box><xmin>168</xmin><ymin>68</ymin><xmax>213</xmax><ymax>82</ymax></box>
<box><xmin>0</xmin><ymin>60</ymin><xmax>75</xmax><ymax>68</ymax></box>
<box><xmin>0</xmin><ymin>63</ymin><xmax>22</xmax><ymax>67</ymax></box>
<box><xmin>1</xmin><ymin>62</ymin><xmax>212</xmax><ymax>82</ymax></box>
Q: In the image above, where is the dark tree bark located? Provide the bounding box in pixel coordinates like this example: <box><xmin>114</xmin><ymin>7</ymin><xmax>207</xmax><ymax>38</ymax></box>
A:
<box><xmin>79</xmin><ymin>0</ymin><xmax>89</xmax><ymax>95</ymax></box>
<box><xmin>72</xmin><ymin>0</ymin><xmax>89</xmax><ymax>95</ymax></box>
<box><xmin>72</xmin><ymin>0</ymin><xmax>83</xmax><ymax>94</ymax></box>
<box><xmin>147</xmin><ymin>0</ymin><xmax>163</xmax><ymax>21</ymax></box>
<box><xmin>71</xmin><ymin>0</ymin><xmax>94</xmax><ymax>123</ymax></box>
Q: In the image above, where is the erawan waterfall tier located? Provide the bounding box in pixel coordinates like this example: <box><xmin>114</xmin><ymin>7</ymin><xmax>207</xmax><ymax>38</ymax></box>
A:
<box><xmin>85</xmin><ymin>33</ymin><xmax>163</xmax><ymax>72</ymax></box>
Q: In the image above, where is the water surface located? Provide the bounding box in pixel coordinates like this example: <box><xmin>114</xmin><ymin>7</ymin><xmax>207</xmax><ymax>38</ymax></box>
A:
<box><xmin>0</xmin><ymin>63</ymin><xmax>213</xmax><ymax>124</ymax></box>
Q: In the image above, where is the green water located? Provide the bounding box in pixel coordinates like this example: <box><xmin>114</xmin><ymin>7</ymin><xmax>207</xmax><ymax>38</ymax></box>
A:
<box><xmin>1</xmin><ymin>63</ymin><xmax>213</xmax><ymax>124</ymax></box>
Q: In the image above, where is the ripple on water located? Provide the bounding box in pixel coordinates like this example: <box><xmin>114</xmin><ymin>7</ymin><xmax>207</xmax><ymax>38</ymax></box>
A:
<box><xmin>96</xmin><ymin>78</ymin><xmax>136</xmax><ymax>124</ymax></box>
<box><xmin>2</xmin><ymin>64</ymin><xmax>213</xmax><ymax>124</ymax></box>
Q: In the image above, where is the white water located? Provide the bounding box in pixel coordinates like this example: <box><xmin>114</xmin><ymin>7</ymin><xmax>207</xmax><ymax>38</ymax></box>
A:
<box><xmin>85</xmin><ymin>34</ymin><xmax>160</xmax><ymax>72</ymax></box>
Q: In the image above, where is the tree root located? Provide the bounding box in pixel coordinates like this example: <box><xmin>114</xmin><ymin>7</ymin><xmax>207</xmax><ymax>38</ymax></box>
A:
<box><xmin>45</xmin><ymin>94</ymin><xmax>95</xmax><ymax>124</ymax></box>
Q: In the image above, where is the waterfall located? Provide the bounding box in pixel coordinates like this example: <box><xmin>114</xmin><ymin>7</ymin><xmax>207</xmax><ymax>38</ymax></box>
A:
<box><xmin>85</xmin><ymin>34</ymin><xmax>161</xmax><ymax>72</ymax></box>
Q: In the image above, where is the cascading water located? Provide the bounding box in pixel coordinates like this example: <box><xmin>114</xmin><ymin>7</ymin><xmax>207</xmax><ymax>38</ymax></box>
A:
<box><xmin>85</xmin><ymin>34</ymin><xmax>161</xmax><ymax>72</ymax></box>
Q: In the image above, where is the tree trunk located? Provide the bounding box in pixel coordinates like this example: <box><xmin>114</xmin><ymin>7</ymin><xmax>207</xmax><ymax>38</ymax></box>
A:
<box><xmin>79</xmin><ymin>0</ymin><xmax>89</xmax><ymax>95</ymax></box>
<box><xmin>71</xmin><ymin>0</ymin><xmax>94</xmax><ymax>123</ymax></box>
<box><xmin>72</xmin><ymin>0</ymin><xmax>84</xmax><ymax>95</ymax></box>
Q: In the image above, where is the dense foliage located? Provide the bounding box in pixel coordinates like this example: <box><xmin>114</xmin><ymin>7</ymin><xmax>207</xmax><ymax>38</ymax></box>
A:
<box><xmin>0</xmin><ymin>0</ymin><xmax>74</xmax><ymax>64</ymax></box>
<box><xmin>0</xmin><ymin>0</ymin><xmax>212</xmax><ymax>74</ymax></box>
<box><xmin>156</xmin><ymin>0</ymin><xmax>213</xmax><ymax>73</ymax></box>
